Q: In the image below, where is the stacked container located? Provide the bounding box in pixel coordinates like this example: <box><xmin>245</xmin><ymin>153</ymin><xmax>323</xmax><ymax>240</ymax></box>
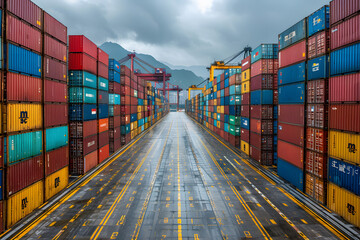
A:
<box><xmin>249</xmin><ymin>44</ymin><xmax>278</xmax><ymax>165</ymax></box>
<box><xmin>137</xmin><ymin>77</ymin><xmax>146</xmax><ymax>136</ymax></box>
<box><xmin>97</xmin><ymin>48</ymin><xmax>109</xmax><ymax>164</ymax></box>
<box><xmin>304</xmin><ymin>6</ymin><xmax>330</xmax><ymax>205</ymax></box>
<box><xmin>277</xmin><ymin>18</ymin><xmax>308</xmax><ymax>191</ymax></box>
<box><xmin>327</xmin><ymin>0</ymin><xmax>360</xmax><ymax>227</ymax></box>
<box><xmin>227</xmin><ymin>69</ymin><xmax>242</xmax><ymax>147</ymax></box>
<box><xmin>120</xmin><ymin>65</ymin><xmax>132</xmax><ymax>145</ymax></box>
<box><xmin>68</xmin><ymin>35</ymin><xmax>98</xmax><ymax>175</ymax></box>
<box><xmin>240</xmin><ymin>57</ymin><xmax>251</xmax><ymax>156</ymax></box>
<box><xmin>108</xmin><ymin>59</ymin><xmax>121</xmax><ymax>154</ymax></box>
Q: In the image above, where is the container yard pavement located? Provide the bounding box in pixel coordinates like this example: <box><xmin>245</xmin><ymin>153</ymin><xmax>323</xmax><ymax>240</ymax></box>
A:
<box><xmin>9</xmin><ymin>112</ymin><xmax>344</xmax><ymax>239</ymax></box>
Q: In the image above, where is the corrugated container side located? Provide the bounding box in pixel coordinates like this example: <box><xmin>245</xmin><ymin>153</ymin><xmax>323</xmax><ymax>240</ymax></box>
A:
<box><xmin>7</xmin><ymin>72</ymin><xmax>42</xmax><ymax>102</ymax></box>
<box><xmin>85</xmin><ymin>150</ymin><xmax>98</xmax><ymax>173</ymax></box>
<box><xmin>6</xmin><ymin>180</ymin><xmax>44</xmax><ymax>227</ymax></box>
<box><xmin>278</xmin><ymin>82</ymin><xmax>305</xmax><ymax>104</ymax></box>
<box><xmin>240</xmin><ymin>140</ymin><xmax>250</xmax><ymax>155</ymax></box>
<box><xmin>329</xmin><ymin>104</ymin><xmax>360</xmax><ymax>132</ymax></box>
<box><xmin>327</xmin><ymin>182</ymin><xmax>360</xmax><ymax>228</ymax></box>
<box><xmin>69</xmin><ymin>104</ymin><xmax>97</xmax><ymax>121</ymax></box>
<box><xmin>44</xmin><ymin>104</ymin><xmax>68</xmax><ymax>127</ymax></box>
<box><xmin>330</xmin><ymin>0</ymin><xmax>360</xmax><ymax>25</ymax></box>
<box><xmin>44</xmin><ymin>12</ymin><xmax>67</xmax><ymax>44</ymax></box>
<box><xmin>45</xmin><ymin>167</ymin><xmax>69</xmax><ymax>201</ymax></box>
<box><xmin>305</xmin><ymin>173</ymin><xmax>326</xmax><ymax>204</ymax></box>
<box><xmin>0</xmin><ymin>201</ymin><xmax>3</xmax><ymax>233</ymax></box>
<box><xmin>307</xmin><ymin>55</ymin><xmax>329</xmax><ymax>80</ymax></box>
<box><xmin>0</xmin><ymin>138</ymin><xmax>3</xmax><ymax>168</ymax></box>
<box><xmin>329</xmin><ymin>73</ymin><xmax>360</xmax><ymax>102</ymax></box>
<box><xmin>328</xmin><ymin>130</ymin><xmax>360</xmax><ymax>165</ymax></box>
<box><xmin>331</xmin><ymin>14</ymin><xmax>360</xmax><ymax>51</ymax></box>
<box><xmin>278</xmin><ymin>18</ymin><xmax>307</xmax><ymax>50</ymax></box>
<box><xmin>250</xmin><ymin>74</ymin><xmax>274</xmax><ymax>91</ymax></box>
<box><xmin>308</xmin><ymin>31</ymin><xmax>329</xmax><ymax>59</ymax></box>
<box><xmin>45</xmin><ymin>126</ymin><xmax>68</xmax><ymax>152</ymax></box>
<box><xmin>277</xmin><ymin>140</ymin><xmax>304</xmax><ymax>169</ymax></box>
<box><xmin>306</xmin><ymin>151</ymin><xmax>326</xmax><ymax>178</ymax></box>
<box><xmin>97</xmin><ymin>48</ymin><xmax>109</xmax><ymax>66</ymax></box>
<box><xmin>44</xmin><ymin>56</ymin><xmax>67</xmax><ymax>82</ymax></box>
<box><xmin>330</xmin><ymin>43</ymin><xmax>360</xmax><ymax>76</ymax></box>
<box><xmin>306</xmin><ymin>128</ymin><xmax>327</xmax><ymax>153</ymax></box>
<box><xmin>277</xmin><ymin>158</ymin><xmax>304</xmax><ymax>191</ymax></box>
<box><xmin>308</xmin><ymin>6</ymin><xmax>329</xmax><ymax>37</ymax></box>
<box><xmin>44</xmin><ymin>35</ymin><xmax>67</xmax><ymax>62</ymax></box>
<box><xmin>97</xmin><ymin>62</ymin><xmax>109</xmax><ymax>79</ymax></box>
<box><xmin>69</xmin><ymin>87</ymin><xmax>96</xmax><ymax>104</ymax></box>
<box><xmin>307</xmin><ymin>104</ymin><xmax>327</xmax><ymax>129</ymax></box>
<box><xmin>278</xmin><ymin>62</ymin><xmax>306</xmax><ymax>86</ymax></box>
<box><xmin>69</xmin><ymin>35</ymin><xmax>97</xmax><ymax>58</ymax></box>
<box><xmin>99</xmin><ymin>118</ymin><xmax>109</xmax><ymax>133</ymax></box>
<box><xmin>45</xmin><ymin>146</ymin><xmax>69</xmax><ymax>176</ymax></box>
<box><xmin>307</xmin><ymin>80</ymin><xmax>327</xmax><ymax>104</ymax></box>
<box><xmin>5</xmin><ymin>103</ymin><xmax>42</xmax><ymax>132</ymax></box>
<box><xmin>98</xmin><ymin>144</ymin><xmax>109</xmax><ymax>164</ymax></box>
<box><xmin>6</xmin><ymin>155</ymin><xmax>44</xmax><ymax>196</ymax></box>
<box><xmin>241</xmin><ymin>56</ymin><xmax>251</xmax><ymax>71</ymax></box>
<box><xmin>279</xmin><ymin>40</ymin><xmax>307</xmax><ymax>68</ymax></box>
<box><xmin>69</xmin><ymin>71</ymin><xmax>97</xmax><ymax>88</ymax></box>
<box><xmin>68</xmin><ymin>53</ymin><xmax>97</xmax><ymax>75</ymax></box>
<box><xmin>278</xmin><ymin>123</ymin><xmax>304</xmax><ymax>146</ymax></box>
<box><xmin>7</xmin><ymin>44</ymin><xmax>42</xmax><ymax>77</ymax></box>
<box><xmin>7</xmin><ymin>0</ymin><xmax>42</xmax><ymax>29</ymax></box>
<box><xmin>44</xmin><ymin>79</ymin><xmax>67</xmax><ymax>103</ymax></box>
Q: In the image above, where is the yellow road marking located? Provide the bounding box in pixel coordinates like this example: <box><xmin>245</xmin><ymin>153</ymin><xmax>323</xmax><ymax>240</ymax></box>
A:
<box><xmin>49</xmin><ymin>222</ymin><xmax>56</xmax><ymax>227</ymax></box>
<box><xmin>177</xmin><ymin>122</ymin><xmax>182</xmax><ymax>240</ymax></box>
<box><xmin>270</xmin><ymin>219</ymin><xmax>277</xmax><ymax>225</ymax></box>
<box><xmin>283</xmin><ymin>203</ymin><xmax>288</xmax><ymax>207</ymax></box>
<box><xmin>69</xmin><ymin>205</ymin><xmax>74</xmax><ymax>209</ymax></box>
<box><xmin>301</xmin><ymin>219</ymin><xmax>308</xmax><ymax>224</ymax></box>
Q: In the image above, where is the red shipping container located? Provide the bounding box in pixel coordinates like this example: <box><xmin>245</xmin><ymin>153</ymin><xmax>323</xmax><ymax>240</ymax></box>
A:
<box><xmin>250</xmin><ymin>74</ymin><xmax>274</xmax><ymax>91</ymax></box>
<box><xmin>250</xmin><ymin>146</ymin><xmax>273</xmax><ymax>166</ymax></box>
<box><xmin>110</xmin><ymin>138</ymin><xmax>121</xmax><ymax>153</ymax></box>
<box><xmin>306</xmin><ymin>151</ymin><xmax>327</xmax><ymax>179</ymax></box>
<box><xmin>44</xmin><ymin>56</ymin><xmax>67</xmax><ymax>82</ymax></box>
<box><xmin>7</xmin><ymin>0</ymin><xmax>42</xmax><ymax>29</ymax></box>
<box><xmin>97</xmin><ymin>48</ymin><xmax>109</xmax><ymax>66</ymax></box>
<box><xmin>0</xmin><ymin>201</ymin><xmax>4</xmax><ymax>234</ymax></box>
<box><xmin>306</xmin><ymin>128</ymin><xmax>327</xmax><ymax>154</ymax></box>
<box><xmin>44</xmin><ymin>79</ymin><xmax>67</xmax><ymax>103</ymax></box>
<box><xmin>69</xmin><ymin>35</ymin><xmax>97</xmax><ymax>58</ymax></box>
<box><xmin>121</xmin><ymin>75</ymin><xmax>131</xmax><ymax>86</ymax></box>
<box><xmin>307</xmin><ymin>104</ymin><xmax>327</xmax><ymax>129</ymax></box>
<box><xmin>241</xmin><ymin>93</ymin><xmax>250</xmax><ymax>105</ymax></box>
<box><xmin>69</xmin><ymin>53</ymin><xmax>97</xmax><ymax>75</ymax></box>
<box><xmin>308</xmin><ymin>31</ymin><xmax>329</xmax><ymax>59</ymax></box>
<box><xmin>98</xmin><ymin>62</ymin><xmax>109</xmax><ymax>79</ymax></box>
<box><xmin>224</xmin><ymin>106</ymin><xmax>229</xmax><ymax>115</ymax></box>
<box><xmin>7</xmin><ymin>14</ymin><xmax>42</xmax><ymax>53</ymax></box>
<box><xmin>99</xmin><ymin>144</ymin><xmax>109</xmax><ymax>164</ymax></box>
<box><xmin>69</xmin><ymin>120</ymin><xmax>97</xmax><ymax>138</ymax></box>
<box><xmin>220</xmin><ymin>81</ymin><xmax>225</xmax><ymax>90</ymax></box>
<box><xmin>330</xmin><ymin>0</ymin><xmax>360</xmax><ymax>25</ymax></box>
<box><xmin>99</xmin><ymin>131</ymin><xmax>109</xmax><ymax>148</ymax></box>
<box><xmin>307</xmin><ymin>79</ymin><xmax>327</xmax><ymax>104</ymax></box>
<box><xmin>329</xmin><ymin>104</ymin><xmax>360</xmax><ymax>132</ymax></box>
<box><xmin>70</xmin><ymin>135</ymin><xmax>98</xmax><ymax>156</ymax></box>
<box><xmin>331</xmin><ymin>14</ymin><xmax>360</xmax><ymax>51</ymax></box>
<box><xmin>250</xmin><ymin>118</ymin><xmax>273</xmax><ymax>135</ymax></box>
<box><xmin>44</xmin><ymin>35</ymin><xmax>67</xmax><ymax>62</ymax></box>
<box><xmin>330</xmin><ymin>73</ymin><xmax>360</xmax><ymax>102</ymax></box>
<box><xmin>240</xmin><ymin>105</ymin><xmax>250</xmax><ymax>118</ymax></box>
<box><xmin>44</xmin><ymin>12</ymin><xmax>67</xmax><ymax>44</ymax></box>
<box><xmin>121</xmin><ymin>115</ymin><xmax>130</xmax><ymax>125</ymax></box>
<box><xmin>241</xmin><ymin>56</ymin><xmax>251</xmax><ymax>71</ymax></box>
<box><xmin>109</xmin><ymin>82</ymin><xmax>121</xmax><ymax>94</ymax></box>
<box><xmin>121</xmin><ymin>105</ymin><xmax>131</xmax><ymax>115</ymax></box>
<box><xmin>278</xmin><ymin>140</ymin><xmax>304</xmax><ymax>169</ymax></box>
<box><xmin>228</xmin><ymin>135</ymin><xmax>240</xmax><ymax>148</ymax></box>
<box><xmin>279</xmin><ymin>40</ymin><xmax>306</xmax><ymax>68</ymax></box>
<box><xmin>250</xmin><ymin>105</ymin><xmax>273</xmax><ymax>120</ymax></box>
<box><xmin>109</xmin><ymin>116</ymin><xmax>121</xmax><ymax>128</ymax></box>
<box><xmin>113</xmin><ymin>105</ymin><xmax>121</xmax><ymax>116</ymax></box>
<box><xmin>45</xmin><ymin>145</ymin><xmax>69</xmax><ymax>176</ymax></box>
<box><xmin>109</xmin><ymin>127</ymin><xmax>121</xmax><ymax>139</ymax></box>
<box><xmin>98</xmin><ymin>118</ymin><xmax>109</xmax><ymax>133</ymax></box>
<box><xmin>131</xmin><ymin>97</ymin><xmax>138</xmax><ymax>105</ymax></box>
<box><xmin>70</xmin><ymin>150</ymin><xmax>98</xmax><ymax>175</ymax></box>
<box><xmin>250</xmin><ymin>132</ymin><xmax>273</xmax><ymax>150</ymax></box>
<box><xmin>224</xmin><ymin>88</ymin><xmax>229</xmax><ymax>97</ymax></box>
<box><xmin>6</xmin><ymin>155</ymin><xmax>44</xmax><ymax>196</ymax></box>
<box><xmin>131</xmin><ymin>106</ymin><xmax>137</xmax><ymax>114</ymax></box>
<box><xmin>278</xmin><ymin>123</ymin><xmax>304</xmax><ymax>146</ymax></box>
<box><xmin>7</xmin><ymin>72</ymin><xmax>41</xmax><ymax>102</ymax></box>
<box><xmin>229</xmin><ymin>75</ymin><xmax>236</xmax><ymax>86</ymax></box>
<box><xmin>44</xmin><ymin>104</ymin><xmax>68</xmax><ymax>127</ymax></box>
<box><xmin>121</xmin><ymin>65</ymin><xmax>131</xmax><ymax>77</ymax></box>
<box><xmin>251</xmin><ymin>59</ymin><xmax>278</xmax><ymax>77</ymax></box>
<box><xmin>278</xmin><ymin>104</ymin><xmax>305</xmax><ymax>126</ymax></box>
<box><xmin>241</xmin><ymin>129</ymin><xmax>250</xmax><ymax>142</ymax></box>
<box><xmin>121</xmin><ymin>96</ymin><xmax>131</xmax><ymax>105</ymax></box>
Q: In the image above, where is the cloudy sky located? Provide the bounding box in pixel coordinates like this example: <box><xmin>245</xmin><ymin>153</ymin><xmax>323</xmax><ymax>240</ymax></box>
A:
<box><xmin>33</xmin><ymin>0</ymin><xmax>329</xmax><ymax>66</ymax></box>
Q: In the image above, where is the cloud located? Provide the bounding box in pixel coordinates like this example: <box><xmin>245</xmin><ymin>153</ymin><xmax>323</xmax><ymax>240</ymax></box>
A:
<box><xmin>33</xmin><ymin>0</ymin><xmax>329</xmax><ymax>66</ymax></box>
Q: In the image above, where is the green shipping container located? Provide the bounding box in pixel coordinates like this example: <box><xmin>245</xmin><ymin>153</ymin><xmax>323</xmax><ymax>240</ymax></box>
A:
<box><xmin>69</xmin><ymin>87</ymin><xmax>97</xmax><ymax>104</ymax></box>
<box><xmin>69</xmin><ymin>71</ymin><xmax>97</xmax><ymax>89</ymax></box>
<box><xmin>98</xmin><ymin>77</ymin><xmax>109</xmax><ymax>91</ymax></box>
<box><xmin>45</xmin><ymin>126</ymin><xmax>68</xmax><ymax>152</ymax></box>
<box><xmin>229</xmin><ymin>125</ymin><xmax>241</xmax><ymax>136</ymax></box>
<box><xmin>229</xmin><ymin>116</ymin><xmax>241</xmax><ymax>126</ymax></box>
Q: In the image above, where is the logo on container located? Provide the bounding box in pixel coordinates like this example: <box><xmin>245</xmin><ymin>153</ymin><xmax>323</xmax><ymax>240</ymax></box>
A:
<box><xmin>88</xmin><ymin>141</ymin><xmax>95</xmax><ymax>147</ymax></box>
<box><xmin>347</xmin><ymin>203</ymin><xmax>356</xmax><ymax>215</ymax></box>
<box><xmin>284</xmin><ymin>31</ymin><xmax>296</xmax><ymax>42</ymax></box>
<box><xmin>312</xmin><ymin>16</ymin><xmax>321</xmax><ymax>26</ymax></box>
<box><xmin>19</xmin><ymin>111</ymin><xmax>29</xmax><ymax>124</ymax></box>
<box><xmin>348</xmin><ymin>143</ymin><xmax>357</xmax><ymax>153</ymax></box>
<box><xmin>22</xmin><ymin>197</ymin><xmax>28</xmax><ymax>209</ymax></box>
<box><xmin>55</xmin><ymin>177</ymin><xmax>60</xmax><ymax>188</ymax></box>
<box><xmin>312</xmin><ymin>63</ymin><xmax>320</xmax><ymax>72</ymax></box>
<box><xmin>91</xmin><ymin>109</ymin><xmax>97</xmax><ymax>115</ymax></box>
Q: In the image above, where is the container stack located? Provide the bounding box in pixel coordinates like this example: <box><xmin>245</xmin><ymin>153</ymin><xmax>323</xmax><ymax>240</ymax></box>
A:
<box><xmin>327</xmin><ymin>0</ymin><xmax>360</xmax><ymax>227</ymax></box>
<box><xmin>130</xmin><ymin>72</ymin><xmax>138</xmax><ymax>140</ymax></box>
<box><xmin>146</xmin><ymin>82</ymin><xmax>154</xmax><ymax>128</ymax></box>
<box><xmin>304</xmin><ymin>6</ymin><xmax>330</xmax><ymax>205</ymax></box>
<box><xmin>43</xmin><ymin>11</ymin><xmax>69</xmax><ymax>201</ymax></box>
<box><xmin>249</xmin><ymin>44</ymin><xmax>278</xmax><ymax>165</ymax></box>
<box><xmin>108</xmin><ymin>59</ymin><xmax>121</xmax><ymax>154</ymax></box>
<box><xmin>228</xmin><ymin>69</ymin><xmax>242</xmax><ymax>147</ymax></box>
<box><xmin>240</xmin><ymin>56</ymin><xmax>251</xmax><ymax>155</ymax></box>
<box><xmin>97</xmin><ymin>48</ymin><xmax>109</xmax><ymax>164</ymax></box>
<box><xmin>120</xmin><ymin>65</ymin><xmax>132</xmax><ymax>145</ymax></box>
<box><xmin>68</xmin><ymin>35</ymin><xmax>98</xmax><ymax>175</ymax></box>
<box><xmin>137</xmin><ymin>77</ymin><xmax>145</xmax><ymax>135</ymax></box>
<box><xmin>277</xmin><ymin>18</ymin><xmax>308</xmax><ymax>191</ymax></box>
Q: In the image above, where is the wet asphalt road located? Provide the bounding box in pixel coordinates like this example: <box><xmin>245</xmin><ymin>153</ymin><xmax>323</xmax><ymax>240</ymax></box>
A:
<box><xmin>18</xmin><ymin>112</ymin><xmax>340</xmax><ymax>240</ymax></box>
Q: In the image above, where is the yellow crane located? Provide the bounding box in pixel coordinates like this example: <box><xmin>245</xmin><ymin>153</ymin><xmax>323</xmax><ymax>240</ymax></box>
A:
<box><xmin>188</xmin><ymin>85</ymin><xmax>204</xmax><ymax>100</ymax></box>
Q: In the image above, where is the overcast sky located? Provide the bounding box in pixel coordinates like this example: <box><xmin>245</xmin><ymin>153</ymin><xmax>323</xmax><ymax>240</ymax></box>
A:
<box><xmin>33</xmin><ymin>0</ymin><xmax>329</xmax><ymax>66</ymax></box>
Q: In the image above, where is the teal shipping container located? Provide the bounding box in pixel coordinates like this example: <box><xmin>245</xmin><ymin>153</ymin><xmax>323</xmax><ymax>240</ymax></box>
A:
<box><xmin>5</xmin><ymin>131</ymin><xmax>43</xmax><ymax>165</ymax></box>
<box><xmin>251</xmin><ymin>44</ymin><xmax>278</xmax><ymax>63</ymax></box>
<box><xmin>45</xmin><ymin>126</ymin><xmax>69</xmax><ymax>152</ymax></box>
<box><xmin>69</xmin><ymin>87</ymin><xmax>97</xmax><ymax>104</ymax></box>
<box><xmin>69</xmin><ymin>71</ymin><xmax>97</xmax><ymax>89</ymax></box>
<box><xmin>98</xmin><ymin>76</ymin><xmax>109</xmax><ymax>91</ymax></box>
<box><xmin>279</xmin><ymin>18</ymin><xmax>307</xmax><ymax>50</ymax></box>
<box><xmin>109</xmin><ymin>94</ymin><xmax>121</xmax><ymax>105</ymax></box>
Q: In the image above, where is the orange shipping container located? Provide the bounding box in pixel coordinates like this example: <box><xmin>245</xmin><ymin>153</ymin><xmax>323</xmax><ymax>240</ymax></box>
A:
<box><xmin>98</xmin><ymin>118</ymin><xmax>109</xmax><ymax>133</ymax></box>
<box><xmin>305</xmin><ymin>173</ymin><xmax>326</xmax><ymax>204</ymax></box>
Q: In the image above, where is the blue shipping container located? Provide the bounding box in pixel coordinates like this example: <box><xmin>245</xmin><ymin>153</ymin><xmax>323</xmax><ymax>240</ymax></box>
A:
<box><xmin>330</xmin><ymin>42</ymin><xmax>360</xmax><ymax>76</ymax></box>
<box><xmin>69</xmin><ymin>71</ymin><xmax>97</xmax><ymax>89</ymax></box>
<box><xmin>131</xmin><ymin>113</ymin><xmax>137</xmax><ymax>122</ymax></box>
<box><xmin>46</xmin><ymin>126</ymin><xmax>68</xmax><ymax>152</ymax></box>
<box><xmin>69</xmin><ymin>87</ymin><xmax>97</xmax><ymax>104</ymax></box>
<box><xmin>98</xmin><ymin>104</ymin><xmax>109</xmax><ymax>119</ymax></box>
<box><xmin>109</xmin><ymin>94</ymin><xmax>121</xmax><ymax>105</ymax></box>
<box><xmin>250</xmin><ymin>90</ymin><xmax>273</xmax><ymax>105</ymax></box>
<box><xmin>229</xmin><ymin>95</ymin><xmax>241</xmax><ymax>105</ymax></box>
<box><xmin>279</xmin><ymin>19</ymin><xmax>307</xmax><ymax>50</ymax></box>
<box><xmin>251</xmin><ymin>44</ymin><xmax>278</xmax><ymax>63</ymax></box>
<box><xmin>98</xmin><ymin>91</ymin><xmax>109</xmax><ymax>104</ymax></box>
<box><xmin>278</xmin><ymin>82</ymin><xmax>305</xmax><ymax>104</ymax></box>
<box><xmin>109</xmin><ymin>70</ymin><xmax>120</xmax><ymax>83</ymax></box>
<box><xmin>308</xmin><ymin>6</ymin><xmax>329</xmax><ymax>37</ymax></box>
<box><xmin>98</xmin><ymin>77</ymin><xmax>109</xmax><ymax>91</ymax></box>
<box><xmin>8</xmin><ymin>44</ymin><xmax>41</xmax><ymax>77</ymax></box>
<box><xmin>278</xmin><ymin>62</ymin><xmax>306</xmax><ymax>86</ymax></box>
<box><xmin>5</xmin><ymin>131</ymin><xmax>43</xmax><ymax>165</ymax></box>
<box><xmin>241</xmin><ymin>117</ymin><xmax>250</xmax><ymax>130</ymax></box>
<box><xmin>69</xmin><ymin>104</ymin><xmax>97</xmax><ymax>121</ymax></box>
<box><xmin>328</xmin><ymin>158</ymin><xmax>360</xmax><ymax>196</ymax></box>
<box><xmin>277</xmin><ymin>158</ymin><xmax>304</xmax><ymax>191</ymax></box>
<box><xmin>109</xmin><ymin>59</ymin><xmax>120</xmax><ymax>72</ymax></box>
<box><xmin>307</xmin><ymin>55</ymin><xmax>329</xmax><ymax>80</ymax></box>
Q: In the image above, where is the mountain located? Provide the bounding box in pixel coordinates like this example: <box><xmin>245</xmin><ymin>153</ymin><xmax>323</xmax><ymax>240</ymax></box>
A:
<box><xmin>164</xmin><ymin>62</ymin><xmax>209</xmax><ymax>80</ymax></box>
<box><xmin>99</xmin><ymin>42</ymin><xmax>204</xmax><ymax>91</ymax></box>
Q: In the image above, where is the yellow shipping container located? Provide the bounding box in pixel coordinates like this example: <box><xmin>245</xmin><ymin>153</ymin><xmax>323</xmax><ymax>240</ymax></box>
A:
<box><xmin>213</xmin><ymin>113</ymin><xmax>217</xmax><ymax>119</ymax></box>
<box><xmin>137</xmin><ymin>113</ymin><xmax>142</xmax><ymax>120</ymax></box>
<box><xmin>45</xmin><ymin>167</ymin><xmax>69</xmax><ymax>201</ymax></box>
<box><xmin>213</xmin><ymin>85</ymin><xmax>217</xmax><ymax>92</ymax></box>
<box><xmin>221</xmin><ymin>106</ymin><xmax>224</xmax><ymax>114</ymax></box>
<box><xmin>134</xmin><ymin>121</ymin><xmax>138</xmax><ymax>129</ymax></box>
<box><xmin>214</xmin><ymin>99</ymin><xmax>217</xmax><ymax>106</ymax></box>
<box><xmin>137</xmin><ymin>106</ymin><xmax>142</xmax><ymax>113</ymax></box>
<box><xmin>131</xmin><ymin>130</ymin><xmax>135</xmax><ymax>139</ymax></box>
<box><xmin>217</xmin><ymin>106</ymin><xmax>221</xmax><ymax>113</ymax></box>
<box><xmin>327</xmin><ymin>182</ymin><xmax>360</xmax><ymax>228</ymax></box>
<box><xmin>240</xmin><ymin>141</ymin><xmax>250</xmax><ymax>155</ymax></box>
<box><xmin>241</xmin><ymin>80</ymin><xmax>250</xmax><ymax>94</ymax></box>
<box><xmin>130</xmin><ymin>122</ymin><xmax>134</xmax><ymax>130</ymax></box>
<box><xmin>329</xmin><ymin>131</ymin><xmax>360</xmax><ymax>165</ymax></box>
<box><xmin>7</xmin><ymin>180</ymin><xmax>44</xmax><ymax>227</ymax></box>
<box><xmin>241</xmin><ymin>69</ymin><xmax>250</xmax><ymax>82</ymax></box>
<box><xmin>5</xmin><ymin>103</ymin><xmax>42</xmax><ymax>133</ymax></box>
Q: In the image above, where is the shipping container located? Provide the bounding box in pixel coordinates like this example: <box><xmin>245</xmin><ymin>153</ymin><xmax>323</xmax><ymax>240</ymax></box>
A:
<box><xmin>44</xmin><ymin>79</ymin><xmax>67</xmax><ymax>103</ymax></box>
<box><xmin>250</xmin><ymin>74</ymin><xmax>274</xmax><ymax>91</ymax></box>
<box><xmin>250</xmin><ymin>119</ymin><xmax>273</xmax><ymax>135</ymax></box>
<box><xmin>5</xmin><ymin>131</ymin><xmax>42</xmax><ymax>165</ymax></box>
<box><xmin>68</xmin><ymin>53</ymin><xmax>97</xmax><ymax>75</ymax></box>
<box><xmin>7</xmin><ymin>44</ymin><xmax>41</xmax><ymax>77</ymax></box>
<box><xmin>98</xmin><ymin>77</ymin><xmax>109</xmax><ymax>91</ymax></box>
<box><xmin>44</xmin><ymin>104</ymin><xmax>68</xmax><ymax>127</ymax></box>
<box><xmin>44</xmin><ymin>12</ymin><xmax>67</xmax><ymax>44</ymax></box>
<box><xmin>279</xmin><ymin>40</ymin><xmax>307</xmax><ymax>68</ymax></box>
<box><xmin>330</xmin><ymin>0</ymin><xmax>360</xmax><ymax>25</ymax></box>
<box><xmin>305</xmin><ymin>173</ymin><xmax>326</xmax><ymax>204</ymax></box>
<box><xmin>98</xmin><ymin>144</ymin><xmax>109</xmax><ymax>163</ymax></box>
<box><xmin>279</xmin><ymin>18</ymin><xmax>307</xmax><ymax>50</ymax></box>
<box><xmin>250</xmin><ymin>105</ymin><xmax>273</xmax><ymax>119</ymax></box>
<box><xmin>331</xmin><ymin>14</ymin><xmax>360</xmax><ymax>51</ymax></box>
<box><xmin>98</xmin><ymin>62</ymin><xmax>109</xmax><ymax>79</ymax></box>
<box><xmin>69</xmin><ymin>35</ymin><xmax>97</xmax><ymax>59</ymax></box>
<box><xmin>329</xmin><ymin>73</ymin><xmax>360</xmax><ymax>102</ymax></box>
<box><xmin>250</xmin><ymin>146</ymin><xmax>273</xmax><ymax>165</ymax></box>
<box><xmin>250</xmin><ymin>132</ymin><xmax>273</xmax><ymax>150</ymax></box>
<box><xmin>7</xmin><ymin>0</ymin><xmax>42</xmax><ymax>29</ymax></box>
<box><xmin>307</xmin><ymin>80</ymin><xmax>327</xmax><ymax>104</ymax></box>
<box><xmin>98</xmin><ymin>104</ymin><xmax>109</xmax><ymax>119</ymax></box>
<box><xmin>277</xmin><ymin>140</ymin><xmax>304</xmax><ymax>169</ymax></box>
<box><xmin>278</xmin><ymin>61</ymin><xmax>306</xmax><ymax>86</ymax></box>
<box><xmin>0</xmin><ymin>201</ymin><xmax>4</xmax><ymax>233</ymax></box>
<box><xmin>70</xmin><ymin>135</ymin><xmax>98</xmax><ymax>156</ymax></box>
<box><xmin>4</xmin><ymin>103</ymin><xmax>42</xmax><ymax>132</ymax></box>
<box><xmin>45</xmin><ymin>167</ymin><xmax>69</xmax><ymax>201</ymax></box>
<box><xmin>70</xmin><ymin>150</ymin><xmax>97</xmax><ymax>175</ymax></box>
<box><xmin>0</xmin><ymin>138</ymin><xmax>3</xmax><ymax>168</ymax></box>
<box><xmin>6</xmin><ymin>180</ymin><xmax>44</xmax><ymax>227</ymax></box>
<box><xmin>69</xmin><ymin>71</ymin><xmax>97</xmax><ymax>88</ymax></box>
<box><xmin>329</xmin><ymin>104</ymin><xmax>360</xmax><ymax>132</ymax></box>
<box><xmin>250</xmin><ymin>90</ymin><xmax>273</xmax><ymax>105</ymax></box>
<box><xmin>240</xmin><ymin>140</ymin><xmax>250</xmax><ymax>155</ymax></box>
<box><xmin>251</xmin><ymin>44</ymin><xmax>278</xmax><ymax>63</ymax></box>
<box><xmin>44</xmin><ymin>35</ymin><xmax>67</xmax><ymax>62</ymax></box>
<box><xmin>69</xmin><ymin>120</ymin><xmax>97</xmax><ymax>138</ymax></box>
<box><xmin>69</xmin><ymin>104</ymin><xmax>97</xmax><ymax>121</ymax></box>
<box><xmin>45</xmin><ymin>145</ymin><xmax>69</xmax><ymax>176</ymax></box>
<box><xmin>329</xmin><ymin>130</ymin><xmax>360</xmax><ymax>165</ymax></box>
<box><xmin>277</xmin><ymin>158</ymin><xmax>304</xmax><ymax>191</ymax></box>
<box><xmin>278</xmin><ymin>123</ymin><xmax>304</xmax><ymax>146</ymax></box>
<box><xmin>308</xmin><ymin>6</ymin><xmax>329</xmax><ymax>37</ymax></box>
<box><xmin>241</xmin><ymin>81</ymin><xmax>250</xmax><ymax>94</ymax></box>
<box><xmin>6</xmin><ymin>72</ymin><xmax>42</xmax><ymax>102</ymax></box>
<box><xmin>307</xmin><ymin>55</ymin><xmax>329</xmax><ymax>80</ymax></box>
<box><xmin>44</xmin><ymin>56</ymin><xmax>67</xmax><ymax>82</ymax></box>
<box><xmin>98</xmin><ymin>90</ymin><xmax>109</xmax><ymax>104</ymax></box>
<box><xmin>278</xmin><ymin>82</ymin><xmax>305</xmax><ymax>104</ymax></box>
<box><xmin>69</xmin><ymin>87</ymin><xmax>96</xmax><ymax>104</ymax></box>
<box><xmin>306</xmin><ymin>150</ymin><xmax>326</xmax><ymax>178</ymax></box>
<box><xmin>6</xmin><ymin>155</ymin><xmax>43</xmax><ymax>196</ymax></box>
<box><xmin>97</xmin><ymin>48</ymin><xmax>109</xmax><ymax>66</ymax></box>
<box><xmin>327</xmin><ymin>182</ymin><xmax>360</xmax><ymax>228</ymax></box>
<box><xmin>45</xmin><ymin>126</ymin><xmax>68</xmax><ymax>152</ymax></box>
<box><xmin>307</xmin><ymin>104</ymin><xmax>327</xmax><ymax>129</ymax></box>
<box><xmin>306</xmin><ymin>128</ymin><xmax>327</xmax><ymax>153</ymax></box>
<box><xmin>330</xmin><ymin>42</ymin><xmax>360</xmax><ymax>76</ymax></box>
<box><xmin>308</xmin><ymin>31</ymin><xmax>329</xmax><ymax>59</ymax></box>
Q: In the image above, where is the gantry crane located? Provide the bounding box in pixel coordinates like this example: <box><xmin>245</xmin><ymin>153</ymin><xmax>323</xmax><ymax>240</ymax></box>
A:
<box><xmin>156</xmin><ymin>82</ymin><xmax>183</xmax><ymax>111</ymax></box>
<box><xmin>187</xmin><ymin>85</ymin><xmax>204</xmax><ymax>100</ymax></box>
